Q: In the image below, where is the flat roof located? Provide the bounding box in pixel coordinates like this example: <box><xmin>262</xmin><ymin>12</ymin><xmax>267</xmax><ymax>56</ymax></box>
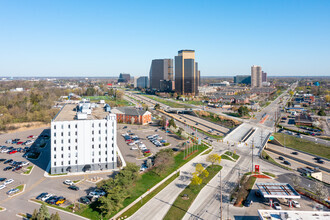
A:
<box><xmin>256</xmin><ymin>183</ymin><xmax>301</xmax><ymax>199</ymax></box>
<box><xmin>258</xmin><ymin>210</ymin><xmax>330</xmax><ymax>220</ymax></box>
<box><xmin>53</xmin><ymin>104</ymin><xmax>110</xmax><ymax>122</ymax></box>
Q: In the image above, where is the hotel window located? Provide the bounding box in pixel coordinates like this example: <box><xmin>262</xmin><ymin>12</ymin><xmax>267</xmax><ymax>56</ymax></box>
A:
<box><xmin>61</xmin><ymin>154</ymin><xmax>63</xmax><ymax>158</ymax></box>
<box><xmin>92</xmin><ymin>151</ymin><xmax>94</xmax><ymax>156</ymax></box>
<box><xmin>54</xmin><ymin>140</ymin><xmax>56</xmax><ymax>144</ymax></box>
<box><xmin>61</xmin><ymin>139</ymin><xmax>63</xmax><ymax>144</ymax></box>
<box><xmin>92</xmin><ymin>138</ymin><xmax>94</xmax><ymax>142</ymax></box>
<box><xmin>75</xmin><ymin>152</ymin><xmax>78</xmax><ymax>157</ymax></box>
<box><xmin>99</xmin><ymin>151</ymin><xmax>101</xmax><ymax>155</ymax></box>
<box><xmin>105</xmin><ymin>151</ymin><xmax>107</xmax><ymax>155</ymax></box>
<box><xmin>92</xmin><ymin>123</ymin><xmax>94</xmax><ymax>128</ymax></box>
<box><xmin>68</xmin><ymin>132</ymin><xmax>70</xmax><ymax>136</ymax></box>
<box><xmin>68</xmin><ymin>153</ymin><xmax>71</xmax><ymax>158</ymax></box>
<box><xmin>99</xmin><ymin>137</ymin><xmax>101</xmax><ymax>141</ymax></box>
<box><xmin>105</xmin><ymin>144</ymin><xmax>107</xmax><ymax>148</ymax></box>
<box><xmin>105</xmin><ymin>158</ymin><xmax>107</xmax><ymax>162</ymax></box>
<box><xmin>75</xmin><ymin>124</ymin><xmax>77</xmax><ymax>128</ymax></box>
<box><xmin>92</xmin><ymin>159</ymin><xmax>94</xmax><ymax>163</ymax></box>
<box><xmin>75</xmin><ymin>160</ymin><xmax>77</xmax><ymax>164</ymax></box>
<box><xmin>61</xmin><ymin>168</ymin><xmax>64</xmax><ymax>172</ymax></box>
<box><xmin>99</xmin><ymin>123</ymin><xmax>101</xmax><ymax>127</ymax></box>
<box><xmin>54</xmin><ymin>147</ymin><xmax>56</xmax><ymax>151</ymax></box>
<box><xmin>92</xmin><ymin>144</ymin><xmax>94</xmax><ymax>149</ymax></box>
<box><xmin>92</xmin><ymin>130</ymin><xmax>94</xmax><ymax>135</ymax></box>
<box><xmin>99</xmin><ymin>144</ymin><xmax>101</xmax><ymax>149</ymax></box>
<box><xmin>105</xmin><ymin>123</ymin><xmax>107</xmax><ymax>127</ymax></box>
<box><xmin>105</xmin><ymin>137</ymin><xmax>107</xmax><ymax>141</ymax></box>
<box><xmin>61</xmin><ymin>147</ymin><xmax>63</xmax><ymax>151</ymax></box>
<box><xmin>75</xmin><ymin>139</ymin><xmax>77</xmax><ymax>143</ymax></box>
<box><xmin>112</xmin><ymin>137</ymin><xmax>114</xmax><ymax>141</ymax></box>
<box><xmin>112</xmin><ymin>150</ymin><xmax>114</xmax><ymax>154</ymax></box>
<box><xmin>75</xmin><ymin>146</ymin><xmax>77</xmax><ymax>150</ymax></box>
<box><xmin>105</xmin><ymin>130</ymin><xmax>107</xmax><ymax>134</ymax></box>
<box><xmin>99</xmin><ymin>158</ymin><xmax>101</xmax><ymax>162</ymax></box>
<box><xmin>75</xmin><ymin>131</ymin><xmax>77</xmax><ymax>135</ymax></box>
<box><xmin>112</xmin><ymin>143</ymin><xmax>114</xmax><ymax>147</ymax></box>
<box><xmin>54</xmin><ymin>125</ymin><xmax>56</xmax><ymax>129</ymax></box>
<box><xmin>68</xmin><ymin>146</ymin><xmax>70</xmax><ymax>150</ymax></box>
<box><xmin>61</xmin><ymin>161</ymin><xmax>63</xmax><ymax>165</ymax></box>
<box><xmin>54</xmin><ymin>162</ymin><xmax>56</xmax><ymax>166</ymax></box>
<box><xmin>99</xmin><ymin>130</ymin><xmax>101</xmax><ymax>134</ymax></box>
<box><xmin>54</xmin><ymin>154</ymin><xmax>56</xmax><ymax>159</ymax></box>
<box><xmin>68</xmin><ymin>161</ymin><xmax>71</xmax><ymax>165</ymax></box>
<box><xmin>112</xmin><ymin>157</ymin><xmax>114</xmax><ymax>161</ymax></box>
<box><xmin>61</xmin><ymin>132</ymin><xmax>63</xmax><ymax>137</ymax></box>
<box><xmin>54</xmin><ymin>133</ymin><xmax>56</xmax><ymax>137</ymax></box>
<box><xmin>61</xmin><ymin>125</ymin><xmax>63</xmax><ymax>129</ymax></box>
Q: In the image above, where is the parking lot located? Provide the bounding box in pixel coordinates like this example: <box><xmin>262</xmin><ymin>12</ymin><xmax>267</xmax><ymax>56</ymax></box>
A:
<box><xmin>117</xmin><ymin>123</ymin><xmax>185</xmax><ymax>167</ymax></box>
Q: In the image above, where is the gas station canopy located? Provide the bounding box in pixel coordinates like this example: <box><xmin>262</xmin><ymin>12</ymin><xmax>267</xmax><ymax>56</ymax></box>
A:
<box><xmin>256</xmin><ymin>183</ymin><xmax>301</xmax><ymax>199</ymax></box>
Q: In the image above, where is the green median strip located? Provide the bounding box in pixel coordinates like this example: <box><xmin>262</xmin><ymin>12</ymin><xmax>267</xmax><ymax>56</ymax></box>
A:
<box><xmin>23</xmin><ymin>166</ymin><xmax>33</xmax><ymax>174</ymax></box>
<box><xmin>225</xmin><ymin>151</ymin><xmax>240</xmax><ymax>160</ymax></box>
<box><xmin>221</xmin><ymin>154</ymin><xmax>235</xmax><ymax>161</ymax></box>
<box><xmin>163</xmin><ymin>165</ymin><xmax>222</xmax><ymax>220</ymax></box>
<box><xmin>262</xmin><ymin>171</ymin><xmax>276</xmax><ymax>178</ymax></box>
<box><xmin>118</xmin><ymin>172</ymin><xmax>180</xmax><ymax>219</ymax></box>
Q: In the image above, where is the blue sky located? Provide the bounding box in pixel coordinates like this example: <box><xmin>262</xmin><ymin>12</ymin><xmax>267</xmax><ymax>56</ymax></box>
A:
<box><xmin>1</xmin><ymin>0</ymin><xmax>329</xmax><ymax>77</ymax></box>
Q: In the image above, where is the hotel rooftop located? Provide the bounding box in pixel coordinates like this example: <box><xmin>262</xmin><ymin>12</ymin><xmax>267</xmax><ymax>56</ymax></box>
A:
<box><xmin>53</xmin><ymin>101</ymin><xmax>111</xmax><ymax>122</ymax></box>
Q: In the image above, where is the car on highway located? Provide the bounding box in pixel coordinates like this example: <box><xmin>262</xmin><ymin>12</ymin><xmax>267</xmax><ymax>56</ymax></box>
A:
<box><xmin>279</xmin><ymin>156</ymin><xmax>284</xmax><ymax>160</ymax></box>
<box><xmin>317</xmin><ymin>160</ymin><xmax>324</xmax><ymax>164</ymax></box>
<box><xmin>7</xmin><ymin>188</ymin><xmax>19</xmax><ymax>195</ymax></box>
<box><xmin>4</xmin><ymin>179</ymin><xmax>14</xmax><ymax>185</ymax></box>
<box><xmin>292</xmin><ymin>200</ymin><xmax>300</xmax><ymax>208</ymax></box>
<box><xmin>68</xmin><ymin>185</ymin><xmax>79</xmax><ymax>191</ymax></box>
<box><xmin>314</xmin><ymin>157</ymin><xmax>322</xmax><ymax>161</ymax></box>
<box><xmin>273</xmin><ymin>202</ymin><xmax>282</xmax><ymax>210</ymax></box>
<box><xmin>63</xmin><ymin>180</ymin><xmax>74</xmax><ymax>185</ymax></box>
<box><xmin>292</xmin><ymin>152</ymin><xmax>298</xmax><ymax>155</ymax></box>
<box><xmin>283</xmin><ymin>160</ymin><xmax>291</xmax><ymax>166</ymax></box>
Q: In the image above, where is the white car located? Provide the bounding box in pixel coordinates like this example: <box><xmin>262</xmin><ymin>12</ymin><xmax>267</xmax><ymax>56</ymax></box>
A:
<box><xmin>128</xmin><ymin>142</ymin><xmax>135</xmax><ymax>146</ymax></box>
<box><xmin>273</xmin><ymin>202</ymin><xmax>282</xmax><ymax>210</ymax></box>
<box><xmin>131</xmin><ymin>146</ymin><xmax>138</xmax><ymax>150</ymax></box>
<box><xmin>121</xmin><ymin>133</ymin><xmax>128</xmax><ymax>137</ymax></box>
<box><xmin>21</xmin><ymin>161</ymin><xmax>29</xmax><ymax>166</ymax></box>
<box><xmin>1</xmin><ymin>149</ymin><xmax>9</xmax><ymax>153</ymax></box>
<box><xmin>292</xmin><ymin>200</ymin><xmax>300</xmax><ymax>208</ymax></box>
<box><xmin>89</xmin><ymin>190</ymin><xmax>105</xmax><ymax>198</ymax></box>
<box><xmin>63</xmin><ymin>180</ymin><xmax>74</xmax><ymax>185</ymax></box>
<box><xmin>41</xmin><ymin>193</ymin><xmax>53</xmax><ymax>201</ymax></box>
<box><xmin>0</xmin><ymin>185</ymin><xmax>6</xmax><ymax>190</ymax></box>
<box><xmin>4</xmin><ymin>179</ymin><xmax>14</xmax><ymax>185</ymax></box>
<box><xmin>7</xmin><ymin>188</ymin><xmax>19</xmax><ymax>195</ymax></box>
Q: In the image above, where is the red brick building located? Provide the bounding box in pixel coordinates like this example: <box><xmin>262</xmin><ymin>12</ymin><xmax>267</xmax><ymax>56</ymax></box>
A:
<box><xmin>111</xmin><ymin>107</ymin><xmax>152</xmax><ymax>125</ymax></box>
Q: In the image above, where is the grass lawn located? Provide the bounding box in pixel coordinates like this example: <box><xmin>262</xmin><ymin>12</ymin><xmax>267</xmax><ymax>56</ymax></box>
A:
<box><xmin>143</xmin><ymin>95</ymin><xmax>191</xmax><ymax>108</ymax></box>
<box><xmin>234</xmin><ymin>176</ymin><xmax>257</xmax><ymax>206</ymax></box>
<box><xmin>163</xmin><ymin>165</ymin><xmax>222</xmax><ymax>220</ymax></box>
<box><xmin>225</xmin><ymin>151</ymin><xmax>240</xmax><ymax>160</ymax></box>
<box><xmin>273</xmin><ymin>133</ymin><xmax>330</xmax><ymax>159</ymax></box>
<box><xmin>179</xmin><ymin>100</ymin><xmax>204</xmax><ymax>106</ymax></box>
<box><xmin>23</xmin><ymin>166</ymin><xmax>33</xmax><ymax>175</ymax></box>
<box><xmin>221</xmin><ymin>154</ymin><xmax>235</xmax><ymax>161</ymax></box>
<box><xmin>118</xmin><ymin>172</ymin><xmax>180</xmax><ymax>218</ymax></box>
<box><xmin>15</xmin><ymin>184</ymin><xmax>24</xmax><ymax>192</ymax></box>
<box><xmin>262</xmin><ymin>171</ymin><xmax>276</xmax><ymax>178</ymax></box>
<box><xmin>195</xmin><ymin>111</ymin><xmax>241</xmax><ymax>129</ymax></box>
<box><xmin>73</xmin><ymin>180</ymin><xmax>80</xmax><ymax>184</ymax></box>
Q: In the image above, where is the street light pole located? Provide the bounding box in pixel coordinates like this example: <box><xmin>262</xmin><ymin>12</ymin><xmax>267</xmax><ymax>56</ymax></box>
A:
<box><xmin>251</xmin><ymin>139</ymin><xmax>254</xmax><ymax>173</ymax></box>
<box><xmin>219</xmin><ymin>169</ymin><xmax>222</xmax><ymax>220</ymax></box>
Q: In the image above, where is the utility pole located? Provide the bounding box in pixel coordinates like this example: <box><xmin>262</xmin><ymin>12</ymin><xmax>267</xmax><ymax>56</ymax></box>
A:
<box><xmin>251</xmin><ymin>139</ymin><xmax>254</xmax><ymax>173</ymax></box>
<box><xmin>219</xmin><ymin>170</ymin><xmax>222</xmax><ymax>220</ymax></box>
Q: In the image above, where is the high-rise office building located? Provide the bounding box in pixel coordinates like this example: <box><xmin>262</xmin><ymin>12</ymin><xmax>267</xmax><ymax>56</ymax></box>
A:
<box><xmin>118</xmin><ymin>73</ymin><xmax>131</xmax><ymax>83</ymax></box>
<box><xmin>175</xmin><ymin>50</ymin><xmax>199</xmax><ymax>96</ymax></box>
<box><xmin>136</xmin><ymin>76</ymin><xmax>149</xmax><ymax>89</ymax></box>
<box><xmin>149</xmin><ymin>59</ymin><xmax>173</xmax><ymax>90</ymax></box>
<box><xmin>251</xmin><ymin>65</ymin><xmax>262</xmax><ymax>88</ymax></box>
<box><xmin>262</xmin><ymin>71</ymin><xmax>267</xmax><ymax>82</ymax></box>
<box><xmin>234</xmin><ymin>75</ymin><xmax>251</xmax><ymax>85</ymax></box>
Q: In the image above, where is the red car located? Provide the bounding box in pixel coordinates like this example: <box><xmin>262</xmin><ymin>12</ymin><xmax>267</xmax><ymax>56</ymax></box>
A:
<box><xmin>17</xmin><ymin>142</ymin><xmax>24</xmax><ymax>145</ymax></box>
<box><xmin>8</xmin><ymin>150</ymin><xmax>17</xmax><ymax>154</ymax></box>
<box><xmin>143</xmin><ymin>149</ymin><xmax>151</xmax><ymax>154</ymax></box>
<box><xmin>27</xmin><ymin>135</ymin><xmax>34</xmax><ymax>138</ymax></box>
<box><xmin>125</xmin><ymin>139</ymin><xmax>132</xmax><ymax>142</ymax></box>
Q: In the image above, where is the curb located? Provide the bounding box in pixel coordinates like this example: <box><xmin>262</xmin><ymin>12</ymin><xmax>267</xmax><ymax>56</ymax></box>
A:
<box><xmin>21</xmin><ymin>165</ymin><xmax>35</xmax><ymax>176</ymax></box>
<box><xmin>8</xmin><ymin>184</ymin><xmax>26</xmax><ymax>198</ymax></box>
<box><xmin>0</xmin><ymin>206</ymin><xmax>6</xmax><ymax>213</ymax></box>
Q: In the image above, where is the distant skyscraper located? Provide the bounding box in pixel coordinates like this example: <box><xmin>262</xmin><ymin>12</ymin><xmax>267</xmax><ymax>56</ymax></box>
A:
<box><xmin>251</xmin><ymin>65</ymin><xmax>262</xmax><ymax>88</ymax></box>
<box><xmin>118</xmin><ymin>73</ymin><xmax>130</xmax><ymax>83</ymax></box>
<box><xmin>262</xmin><ymin>71</ymin><xmax>267</xmax><ymax>82</ymax></box>
<box><xmin>136</xmin><ymin>76</ymin><xmax>149</xmax><ymax>89</ymax></box>
<box><xmin>175</xmin><ymin>50</ymin><xmax>199</xmax><ymax>96</ymax></box>
<box><xmin>149</xmin><ymin>59</ymin><xmax>173</xmax><ymax>90</ymax></box>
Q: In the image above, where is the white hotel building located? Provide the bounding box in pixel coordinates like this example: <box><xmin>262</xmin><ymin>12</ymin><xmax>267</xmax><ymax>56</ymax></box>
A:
<box><xmin>50</xmin><ymin>101</ymin><xmax>117</xmax><ymax>174</ymax></box>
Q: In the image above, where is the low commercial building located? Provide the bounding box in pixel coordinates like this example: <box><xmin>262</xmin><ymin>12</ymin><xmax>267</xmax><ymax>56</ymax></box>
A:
<box><xmin>111</xmin><ymin>107</ymin><xmax>152</xmax><ymax>125</ymax></box>
<box><xmin>50</xmin><ymin>101</ymin><xmax>117</xmax><ymax>174</ymax></box>
<box><xmin>295</xmin><ymin>114</ymin><xmax>313</xmax><ymax>126</ymax></box>
<box><xmin>258</xmin><ymin>210</ymin><xmax>329</xmax><ymax>220</ymax></box>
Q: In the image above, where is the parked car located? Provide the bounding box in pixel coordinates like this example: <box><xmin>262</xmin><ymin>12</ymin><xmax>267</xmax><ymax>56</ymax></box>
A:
<box><xmin>41</xmin><ymin>194</ymin><xmax>53</xmax><ymax>201</ymax></box>
<box><xmin>46</xmin><ymin>196</ymin><xmax>59</xmax><ymax>205</ymax></box>
<box><xmin>63</xmin><ymin>180</ymin><xmax>74</xmax><ymax>185</ymax></box>
<box><xmin>68</xmin><ymin>185</ymin><xmax>79</xmax><ymax>191</ymax></box>
<box><xmin>8</xmin><ymin>150</ymin><xmax>17</xmax><ymax>154</ymax></box>
<box><xmin>283</xmin><ymin>160</ymin><xmax>291</xmax><ymax>166</ymax></box>
<box><xmin>1</xmin><ymin>149</ymin><xmax>10</xmax><ymax>153</ymax></box>
<box><xmin>16</xmin><ymin>142</ymin><xmax>24</xmax><ymax>145</ymax></box>
<box><xmin>0</xmin><ymin>159</ymin><xmax>6</xmax><ymax>162</ymax></box>
<box><xmin>292</xmin><ymin>200</ymin><xmax>300</xmax><ymax>208</ymax></box>
<box><xmin>273</xmin><ymin>202</ymin><xmax>282</xmax><ymax>210</ymax></box>
<box><xmin>56</xmin><ymin>197</ymin><xmax>66</xmax><ymax>205</ymax></box>
<box><xmin>130</xmin><ymin>146</ymin><xmax>138</xmax><ymax>150</ymax></box>
<box><xmin>4</xmin><ymin>179</ymin><xmax>14</xmax><ymax>185</ymax></box>
<box><xmin>5</xmin><ymin>139</ymin><xmax>12</xmax><ymax>144</ymax></box>
<box><xmin>244</xmin><ymin>199</ymin><xmax>253</xmax><ymax>207</ymax></box>
<box><xmin>0</xmin><ymin>178</ymin><xmax>6</xmax><ymax>182</ymax></box>
<box><xmin>0</xmin><ymin>185</ymin><xmax>6</xmax><ymax>190</ymax></box>
<box><xmin>36</xmin><ymin>192</ymin><xmax>48</xmax><ymax>200</ymax></box>
<box><xmin>88</xmin><ymin>190</ymin><xmax>105</xmax><ymax>198</ymax></box>
<box><xmin>7</xmin><ymin>188</ymin><xmax>19</xmax><ymax>195</ymax></box>
<box><xmin>143</xmin><ymin>149</ymin><xmax>151</xmax><ymax>154</ymax></box>
<box><xmin>4</xmin><ymin>166</ymin><xmax>13</xmax><ymax>171</ymax></box>
<box><xmin>80</xmin><ymin>196</ymin><xmax>91</xmax><ymax>204</ymax></box>
<box><xmin>140</xmin><ymin>164</ymin><xmax>147</xmax><ymax>172</ymax></box>
<box><xmin>123</xmin><ymin>126</ymin><xmax>127</xmax><ymax>129</ymax></box>
<box><xmin>21</xmin><ymin>161</ymin><xmax>29</xmax><ymax>166</ymax></box>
